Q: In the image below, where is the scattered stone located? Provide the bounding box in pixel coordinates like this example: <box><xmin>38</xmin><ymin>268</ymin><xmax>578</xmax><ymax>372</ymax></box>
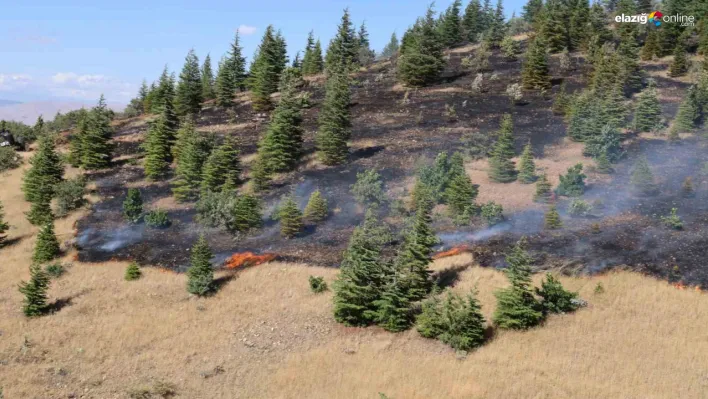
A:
<box><xmin>455</xmin><ymin>350</ymin><xmax>468</xmax><ymax>360</ymax></box>
<box><xmin>344</xmin><ymin>348</ymin><xmax>356</xmax><ymax>355</ymax></box>
<box><xmin>200</xmin><ymin>365</ymin><xmax>225</xmax><ymax>379</ymax></box>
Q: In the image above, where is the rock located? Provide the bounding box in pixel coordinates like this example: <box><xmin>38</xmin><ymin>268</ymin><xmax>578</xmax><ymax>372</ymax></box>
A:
<box><xmin>243</xmin><ymin>340</ymin><xmax>256</xmax><ymax>348</ymax></box>
<box><xmin>200</xmin><ymin>365</ymin><xmax>225</xmax><ymax>379</ymax></box>
<box><xmin>455</xmin><ymin>350</ymin><xmax>468</xmax><ymax>360</ymax></box>
<box><xmin>343</xmin><ymin>348</ymin><xmax>356</xmax><ymax>355</ymax></box>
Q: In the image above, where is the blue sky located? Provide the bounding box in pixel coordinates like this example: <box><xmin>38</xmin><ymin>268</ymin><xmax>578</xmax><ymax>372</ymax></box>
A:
<box><xmin>0</xmin><ymin>0</ymin><xmax>525</xmax><ymax>104</ymax></box>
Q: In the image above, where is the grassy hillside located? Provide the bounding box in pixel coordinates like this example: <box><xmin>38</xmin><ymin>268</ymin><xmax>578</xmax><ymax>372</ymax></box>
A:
<box><xmin>1</xmin><ymin>161</ymin><xmax>707</xmax><ymax>398</ymax></box>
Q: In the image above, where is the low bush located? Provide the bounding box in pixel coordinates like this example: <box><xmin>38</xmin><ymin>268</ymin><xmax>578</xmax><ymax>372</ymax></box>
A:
<box><xmin>309</xmin><ymin>276</ymin><xmax>328</xmax><ymax>293</ymax></box>
<box><xmin>144</xmin><ymin>209</ymin><xmax>171</xmax><ymax>228</ymax></box>
<box><xmin>55</xmin><ymin>176</ymin><xmax>87</xmax><ymax>217</ymax></box>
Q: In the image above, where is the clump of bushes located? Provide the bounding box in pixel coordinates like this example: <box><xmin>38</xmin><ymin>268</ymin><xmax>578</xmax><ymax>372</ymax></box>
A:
<box><xmin>144</xmin><ymin>209</ymin><xmax>171</xmax><ymax>228</ymax></box>
<box><xmin>417</xmin><ymin>289</ymin><xmax>486</xmax><ymax>351</ymax></box>
<box><xmin>123</xmin><ymin>188</ymin><xmax>143</xmax><ymax>224</ymax></box>
<box><xmin>45</xmin><ymin>262</ymin><xmax>66</xmax><ymax>278</ymax></box>
<box><xmin>661</xmin><ymin>208</ymin><xmax>683</xmax><ymax>230</ymax></box>
<box><xmin>480</xmin><ymin>201</ymin><xmax>504</xmax><ymax>226</ymax></box>
<box><xmin>55</xmin><ymin>176</ymin><xmax>86</xmax><ymax>217</ymax></box>
<box><xmin>0</xmin><ymin>146</ymin><xmax>21</xmax><ymax>172</ymax></box>
<box><xmin>351</xmin><ymin>168</ymin><xmax>386</xmax><ymax>207</ymax></box>
<box><xmin>125</xmin><ymin>262</ymin><xmax>142</xmax><ymax>281</ymax></box>
<box><xmin>568</xmin><ymin>199</ymin><xmax>593</xmax><ymax>217</ymax></box>
<box><xmin>196</xmin><ymin>190</ymin><xmax>263</xmax><ymax>235</ymax></box>
<box><xmin>309</xmin><ymin>276</ymin><xmax>328</xmax><ymax>293</ymax></box>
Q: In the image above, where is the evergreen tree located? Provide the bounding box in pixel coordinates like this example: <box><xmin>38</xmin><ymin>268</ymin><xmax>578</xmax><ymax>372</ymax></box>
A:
<box><xmin>640</xmin><ymin>29</ymin><xmax>660</xmax><ymax>61</ymax></box>
<box><xmin>373</xmin><ymin>277</ymin><xmax>412</xmax><ymax>332</ymax></box>
<box><xmin>671</xmin><ymin>86</ymin><xmax>701</xmax><ymax>134</ymax></box>
<box><xmin>517</xmin><ymin>142</ymin><xmax>537</xmax><ymax>183</ymax></box>
<box><xmin>380</xmin><ymin>32</ymin><xmax>400</xmax><ymax>59</ymax></box>
<box><xmin>123</xmin><ymin>188</ymin><xmax>143</xmax><ymax>223</ymax></box>
<box><xmin>151</xmin><ymin>67</ymin><xmax>176</xmax><ymax>113</ymax></box>
<box><xmin>486</xmin><ymin>0</ymin><xmax>506</xmax><ymax>47</ymax></box>
<box><xmin>301</xmin><ymin>31</ymin><xmax>318</xmax><ymax>74</ymax></box>
<box><xmin>617</xmin><ymin>35</ymin><xmax>643</xmax><ymax>95</ymax></box>
<box><xmin>395</xmin><ymin>200</ymin><xmax>437</xmax><ymax>301</ymax></box>
<box><xmin>137</xmin><ymin>80</ymin><xmax>149</xmax><ymax>113</ymax></box>
<box><xmin>201</xmin><ymin>135</ymin><xmax>241</xmax><ymax>193</ymax></box>
<box><xmin>143</xmin><ymin>108</ymin><xmax>175</xmax><ymax>180</ymax></box>
<box><xmin>18</xmin><ymin>264</ymin><xmax>50</xmax><ymax>317</ymax></box>
<box><xmin>250</xmin><ymin>26</ymin><xmax>286</xmax><ymax>111</ymax></box>
<box><xmin>227</xmin><ymin>32</ymin><xmax>247</xmax><ymax>90</ymax></box>
<box><xmin>633</xmin><ymin>82</ymin><xmax>662</xmax><ymax>132</ymax></box>
<box><xmin>333</xmin><ymin>209</ymin><xmax>388</xmax><ymax>325</ymax></box>
<box><xmin>279</xmin><ymin>195</ymin><xmax>303</xmax><ymax>239</ymax></box>
<box><xmin>553</xmin><ymin>81</ymin><xmax>571</xmax><ymax>116</ymax></box>
<box><xmin>26</xmin><ymin>199</ymin><xmax>54</xmax><ymax>226</ymax></box>
<box><xmin>522</xmin><ymin>0</ymin><xmax>544</xmax><ymax>25</ymax></box>
<box><xmin>81</xmin><ymin>95</ymin><xmax>114</xmax><ymax>170</ymax></box>
<box><xmin>521</xmin><ymin>36</ymin><xmax>551</xmax><ymax>90</ymax></box>
<box><xmin>444</xmin><ymin>172</ymin><xmax>478</xmax><ymax>217</ymax></box>
<box><xmin>68</xmin><ymin>109</ymin><xmax>89</xmax><ymax>167</ymax></box>
<box><xmin>171</xmin><ymin>130</ymin><xmax>212</xmax><ymax>202</ymax></box>
<box><xmin>682</xmin><ymin>176</ymin><xmax>695</xmax><ymax>198</ymax></box>
<box><xmin>303</xmin><ymin>190</ymin><xmax>329</xmax><ymax>222</ymax></box>
<box><xmin>540</xmin><ymin>0</ymin><xmax>570</xmax><ymax>53</ymax></box>
<box><xmin>534</xmin><ymin>174</ymin><xmax>553</xmax><ymax>202</ymax></box>
<box><xmin>596</xmin><ymin>151</ymin><xmax>613</xmax><ymax>174</ymax></box>
<box><xmin>544</xmin><ymin>204</ymin><xmax>563</xmax><ymax>229</ymax></box>
<box><xmin>357</xmin><ymin>22</ymin><xmax>376</xmax><ymax>66</ymax></box>
<box><xmin>257</xmin><ymin>70</ymin><xmax>304</xmax><ymax>172</ymax></box>
<box><xmin>186</xmin><ymin>235</ymin><xmax>214</xmax><ymax>296</ymax></box>
<box><xmin>0</xmin><ymin>201</ymin><xmax>9</xmax><ymax>243</ymax></box>
<box><xmin>325</xmin><ymin>8</ymin><xmax>359</xmax><ymax>73</ymax></box>
<box><xmin>584</xmin><ymin>124</ymin><xmax>624</xmax><ymax>162</ymax></box>
<box><xmin>568</xmin><ymin>0</ymin><xmax>590</xmax><ymax>51</ymax></box>
<box><xmin>437</xmin><ymin>289</ymin><xmax>486</xmax><ymax>350</ymax></box>
<box><xmin>316</xmin><ymin>71</ymin><xmax>351</xmax><ymax>165</ymax></box>
<box><xmin>488</xmin><ymin>114</ymin><xmax>517</xmax><ymax>182</ymax></box>
<box><xmin>555</xmin><ymin>163</ymin><xmax>586</xmax><ymax>197</ymax></box>
<box><xmin>304</xmin><ymin>39</ymin><xmax>324</xmax><ymax>75</ymax></box>
<box><xmin>463</xmin><ymin>0</ymin><xmax>483</xmax><ymax>42</ymax></box>
<box><xmin>669</xmin><ymin>41</ymin><xmax>689</xmax><ymax>78</ymax></box>
<box><xmin>33</xmin><ymin>222</ymin><xmax>60</xmax><ymax>264</ymax></box>
<box><xmin>630</xmin><ymin>156</ymin><xmax>657</xmax><ymax>195</ymax></box>
<box><xmin>201</xmin><ymin>54</ymin><xmax>216</xmax><ymax>100</ymax></box>
<box><xmin>22</xmin><ymin>134</ymin><xmax>63</xmax><ymax>203</ymax></box>
<box><xmin>535</xmin><ymin>273</ymin><xmax>580</xmax><ymax>313</ymax></box>
<box><xmin>397</xmin><ymin>5</ymin><xmax>445</xmax><ymax>87</ymax></box>
<box><xmin>124</xmin><ymin>262</ymin><xmax>142</xmax><ymax>281</ymax></box>
<box><xmin>439</xmin><ymin>0</ymin><xmax>463</xmax><ymax>48</ymax></box>
<box><xmin>224</xmin><ymin>194</ymin><xmax>263</xmax><ymax>234</ymax></box>
<box><xmin>175</xmin><ymin>49</ymin><xmax>203</xmax><ymax>116</ymax></box>
<box><xmin>493</xmin><ymin>239</ymin><xmax>544</xmax><ymax>329</ymax></box>
<box><xmin>215</xmin><ymin>56</ymin><xmax>236</xmax><ymax>107</ymax></box>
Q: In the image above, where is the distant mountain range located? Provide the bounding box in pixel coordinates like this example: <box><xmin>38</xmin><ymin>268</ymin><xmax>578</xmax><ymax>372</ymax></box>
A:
<box><xmin>0</xmin><ymin>100</ymin><xmax>126</xmax><ymax>124</ymax></box>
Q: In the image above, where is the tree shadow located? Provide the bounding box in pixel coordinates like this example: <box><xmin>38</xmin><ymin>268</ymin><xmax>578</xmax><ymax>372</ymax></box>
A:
<box><xmin>433</xmin><ymin>264</ymin><xmax>470</xmax><ymax>290</ymax></box>
<box><xmin>212</xmin><ymin>272</ymin><xmax>238</xmax><ymax>293</ymax></box>
<box><xmin>351</xmin><ymin>145</ymin><xmax>385</xmax><ymax>160</ymax></box>
<box><xmin>47</xmin><ymin>288</ymin><xmax>91</xmax><ymax>314</ymax></box>
<box><xmin>0</xmin><ymin>234</ymin><xmax>29</xmax><ymax>249</ymax></box>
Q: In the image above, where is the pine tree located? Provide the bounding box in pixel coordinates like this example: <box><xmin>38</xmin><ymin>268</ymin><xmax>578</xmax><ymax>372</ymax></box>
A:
<box><xmin>257</xmin><ymin>70</ymin><xmax>304</xmax><ymax>172</ymax></box>
<box><xmin>436</xmin><ymin>289</ymin><xmax>487</xmax><ymax>350</ymax></box>
<box><xmin>544</xmin><ymin>205</ymin><xmax>563</xmax><ymax>229</ymax></box>
<box><xmin>617</xmin><ymin>35</ymin><xmax>644</xmax><ymax>95</ymax></box>
<box><xmin>534</xmin><ymin>174</ymin><xmax>553</xmax><ymax>202</ymax></box>
<box><xmin>171</xmin><ymin>131</ymin><xmax>212</xmax><ymax>202</ymax></box>
<box><xmin>0</xmin><ymin>201</ymin><xmax>8</xmax><ymax>243</ymax></box>
<box><xmin>669</xmin><ymin>41</ymin><xmax>689</xmax><ymax>78</ymax></box>
<box><xmin>568</xmin><ymin>0</ymin><xmax>590</xmax><ymax>51</ymax></box>
<box><xmin>201</xmin><ymin>54</ymin><xmax>215</xmax><ymax>100</ymax></box>
<box><xmin>357</xmin><ymin>22</ymin><xmax>376</xmax><ymax>66</ymax></box>
<box><xmin>81</xmin><ymin>95</ymin><xmax>114</xmax><ymax>170</ymax></box>
<box><xmin>493</xmin><ymin>239</ymin><xmax>544</xmax><ymax>329</ymax></box>
<box><xmin>633</xmin><ymin>82</ymin><xmax>662</xmax><ymax>132</ymax></box>
<box><xmin>373</xmin><ymin>277</ymin><xmax>412</xmax><ymax>332</ymax></box>
<box><xmin>325</xmin><ymin>8</ymin><xmax>359</xmax><ymax>73</ymax></box>
<box><xmin>279</xmin><ymin>195</ymin><xmax>303</xmax><ymax>239</ymax></box>
<box><xmin>22</xmin><ymin>134</ymin><xmax>63</xmax><ymax>203</ymax></box>
<box><xmin>137</xmin><ymin>80</ymin><xmax>149</xmax><ymax>113</ymax></box>
<box><xmin>630</xmin><ymin>156</ymin><xmax>657</xmax><ymax>195</ymax></box>
<box><xmin>486</xmin><ymin>0</ymin><xmax>506</xmax><ymax>47</ymax></box>
<box><xmin>395</xmin><ymin>201</ymin><xmax>437</xmax><ymax>301</ymax></box>
<box><xmin>306</xmin><ymin>39</ymin><xmax>324</xmax><ymax>75</ymax></box>
<box><xmin>303</xmin><ymin>190</ymin><xmax>328</xmax><ymax>222</ymax></box>
<box><xmin>640</xmin><ymin>29</ymin><xmax>660</xmax><ymax>61</ymax></box>
<box><xmin>33</xmin><ymin>222</ymin><xmax>60</xmax><ymax>264</ymax></box>
<box><xmin>595</xmin><ymin>151</ymin><xmax>613</xmax><ymax>174</ymax></box>
<box><xmin>123</xmin><ymin>188</ymin><xmax>143</xmax><ymax>224</ymax></box>
<box><xmin>556</xmin><ymin>163</ymin><xmax>586</xmax><ymax>197</ymax></box>
<box><xmin>552</xmin><ymin>81</ymin><xmax>571</xmax><ymax>116</ymax></box>
<box><xmin>540</xmin><ymin>0</ymin><xmax>570</xmax><ymax>53</ymax></box>
<box><xmin>26</xmin><ymin>198</ymin><xmax>54</xmax><ymax>226</ymax></box>
<box><xmin>397</xmin><ymin>5</ymin><xmax>445</xmax><ymax>87</ymax></box>
<box><xmin>444</xmin><ymin>172</ymin><xmax>478</xmax><ymax>217</ymax></box>
<box><xmin>488</xmin><ymin>114</ymin><xmax>517</xmax><ymax>182</ymax></box>
<box><xmin>672</xmin><ymin>87</ymin><xmax>700</xmax><ymax>134</ymax></box>
<box><xmin>201</xmin><ymin>135</ymin><xmax>241</xmax><ymax>193</ymax></box>
<box><xmin>250</xmin><ymin>158</ymin><xmax>271</xmax><ymax>192</ymax></box>
<box><xmin>175</xmin><ymin>49</ymin><xmax>203</xmax><ymax>116</ymax></box>
<box><xmin>215</xmin><ymin>56</ymin><xmax>236</xmax><ymax>107</ymax></box>
<box><xmin>18</xmin><ymin>264</ymin><xmax>50</xmax><ymax>317</ymax></box>
<box><xmin>439</xmin><ymin>0</ymin><xmax>463</xmax><ymax>48</ymax></box>
<box><xmin>227</xmin><ymin>32</ymin><xmax>248</xmax><ymax>91</ymax></box>
<box><xmin>124</xmin><ymin>262</ymin><xmax>142</xmax><ymax>281</ymax></box>
<box><xmin>224</xmin><ymin>194</ymin><xmax>263</xmax><ymax>234</ymax></box>
<box><xmin>316</xmin><ymin>71</ymin><xmax>351</xmax><ymax>165</ymax></box>
<box><xmin>68</xmin><ymin>110</ymin><xmax>89</xmax><ymax>167</ymax></box>
<box><xmin>463</xmin><ymin>0</ymin><xmax>483</xmax><ymax>42</ymax></box>
<box><xmin>152</xmin><ymin>67</ymin><xmax>176</xmax><ymax>113</ymax></box>
<box><xmin>143</xmin><ymin>109</ymin><xmax>175</xmax><ymax>180</ymax></box>
<box><xmin>517</xmin><ymin>142</ymin><xmax>537</xmax><ymax>183</ymax></box>
<box><xmin>583</xmin><ymin>124</ymin><xmax>624</xmax><ymax>161</ymax></box>
<box><xmin>380</xmin><ymin>32</ymin><xmax>400</xmax><ymax>59</ymax></box>
<box><xmin>535</xmin><ymin>273</ymin><xmax>579</xmax><ymax>313</ymax></box>
<box><xmin>250</xmin><ymin>26</ymin><xmax>286</xmax><ymax>111</ymax></box>
<box><xmin>186</xmin><ymin>235</ymin><xmax>214</xmax><ymax>296</ymax></box>
<box><xmin>301</xmin><ymin>31</ymin><xmax>318</xmax><ymax>75</ymax></box>
<box><xmin>333</xmin><ymin>209</ymin><xmax>388</xmax><ymax>326</ymax></box>
<box><xmin>521</xmin><ymin>36</ymin><xmax>551</xmax><ymax>90</ymax></box>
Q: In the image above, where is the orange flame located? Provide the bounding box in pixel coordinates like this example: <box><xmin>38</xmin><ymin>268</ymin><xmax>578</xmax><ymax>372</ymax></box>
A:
<box><xmin>224</xmin><ymin>252</ymin><xmax>277</xmax><ymax>269</ymax></box>
<box><xmin>433</xmin><ymin>245</ymin><xmax>470</xmax><ymax>260</ymax></box>
<box><xmin>672</xmin><ymin>282</ymin><xmax>704</xmax><ymax>293</ymax></box>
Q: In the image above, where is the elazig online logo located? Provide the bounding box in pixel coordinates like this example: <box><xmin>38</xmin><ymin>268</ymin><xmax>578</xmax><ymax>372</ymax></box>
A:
<box><xmin>614</xmin><ymin>11</ymin><xmax>695</xmax><ymax>27</ymax></box>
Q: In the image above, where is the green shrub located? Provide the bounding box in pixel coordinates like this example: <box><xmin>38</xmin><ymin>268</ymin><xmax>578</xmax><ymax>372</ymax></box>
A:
<box><xmin>351</xmin><ymin>168</ymin><xmax>386</xmax><ymax>207</ymax></box>
<box><xmin>123</xmin><ymin>188</ymin><xmax>143</xmax><ymax>224</ymax></box>
<box><xmin>125</xmin><ymin>262</ymin><xmax>142</xmax><ymax>281</ymax></box>
<box><xmin>416</xmin><ymin>290</ymin><xmax>486</xmax><ymax>351</ymax></box>
<box><xmin>567</xmin><ymin>199</ymin><xmax>592</xmax><ymax>217</ymax></box>
<box><xmin>44</xmin><ymin>262</ymin><xmax>66</xmax><ymax>278</ymax></box>
<box><xmin>480</xmin><ymin>201</ymin><xmax>504</xmax><ymax>226</ymax></box>
<box><xmin>535</xmin><ymin>274</ymin><xmax>581</xmax><ymax>314</ymax></box>
<box><xmin>0</xmin><ymin>146</ymin><xmax>21</xmax><ymax>172</ymax></box>
<box><xmin>55</xmin><ymin>176</ymin><xmax>86</xmax><ymax>217</ymax></box>
<box><xmin>309</xmin><ymin>276</ymin><xmax>328</xmax><ymax>293</ymax></box>
<box><xmin>144</xmin><ymin>209</ymin><xmax>171</xmax><ymax>228</ymax></box>
<box><xmin>661</xmin><ymin>208</ymin><xmax>683</xmax><ymax>230</ymax></box>
<box><xmin>555</xmin><ymin>163</ymin><xmax>586</xmax><ymax>197</ymax></box>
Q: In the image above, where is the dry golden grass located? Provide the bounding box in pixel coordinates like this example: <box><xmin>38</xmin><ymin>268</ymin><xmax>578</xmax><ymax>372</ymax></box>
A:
<box><xmin>2</xmin><ymin>156</ymin><xmax>708</xmax><ymax>398</ymax></box>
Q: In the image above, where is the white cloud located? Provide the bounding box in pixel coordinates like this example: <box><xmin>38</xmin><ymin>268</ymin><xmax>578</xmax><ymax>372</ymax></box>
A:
<box><xmin>0</xmin><ymin>74</ymin><xmax>33</xmax><ymax>90</ymax></box>
<box><xmin>237</xmin><ymin>25</ymin><xmax>257</xmax><ymax>36</ymax></box>
<box><xmin>49</xmin><ymin>72</ymin><xmax>135</xmax><ymax>101</ymax></box>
